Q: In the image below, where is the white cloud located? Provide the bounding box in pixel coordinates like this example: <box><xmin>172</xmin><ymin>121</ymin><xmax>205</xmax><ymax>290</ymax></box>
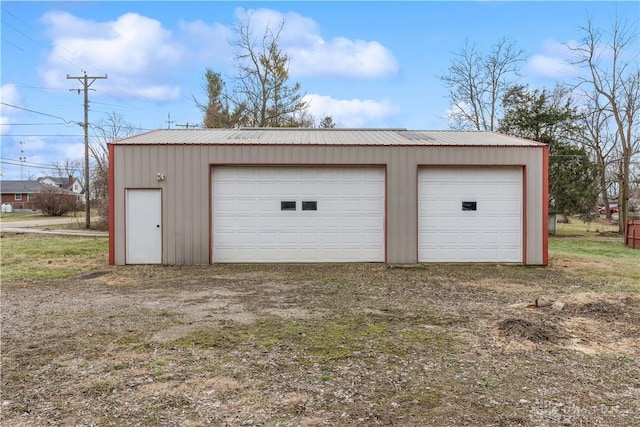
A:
<box><xmin>0</xmin><ymin>83</ymin><xmax>21</xmax><ymax>105</ymax></box>
<box><xmin>0</xmin><ymin>84</ymin><xmax>22</xmax><ymax>135</ymax></box>
<box><xmin>60</xmin><ymin>141</ymin><xmax>85</xmax><ymax>160</ymax></box>
<box><xmin>524</xmin><ymin>39</ymin><xmax>579</xmax><ymax>79</ymax></box>
<box><xmin>36</xmin><ymin>8</ymin><xmax>399</xmax><ymax>104</ymax></box>
<box><xmin>289</xmin><ymin>38</ymin><xmax>399</xmax><ymax>78</ymax></box>
<box><xmin>39</xmin><ymin>12</ymin><xmax>184</xmax><ymax>100</ymax></box>
<box><xmin>20</xmin><ymin>137</ymin><xmax>48</xmax><ymax>153</ymax></box>
<box><xmin>303</xmin><ymin>94</ymin><xmax>400</xmax><ymax>128</ymax></box>
<box><xmin>178</xmin><ymin>19</ymin><xmax>233</xmax><ymax>65</ymax></box>
<box><xmin>234</xmin><ymin>8</ymin><xmax>399</xmax><ymax>78</ymax></box>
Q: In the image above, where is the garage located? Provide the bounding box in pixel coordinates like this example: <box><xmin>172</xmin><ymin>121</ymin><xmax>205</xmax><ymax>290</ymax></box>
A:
<box><xmin>108</xmin><ymin>128</ymin><xmax>548</xmax><ymax>266</ymax></box>
<box><xmin>212</xmin><ymin>166</ymin><xmax>385</xmax><ymax>262</ymax></box>
<box><xmin>418</xmin><ymin>167</ymin><xmax>523</xmax><ymax>263</ymax></box>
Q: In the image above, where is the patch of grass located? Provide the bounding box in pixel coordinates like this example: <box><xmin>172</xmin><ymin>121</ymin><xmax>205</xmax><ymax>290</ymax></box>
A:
<box><xmin>173</xmin><ymin>327</ymin><xmax>252</xmax><ymax>349</ymax></box>
<box><xmin>555</xmin><ymin>217</ymin><xmax>619</xmax><ymax>235</ymax></box>
<box><xmin>0</xmin><ymin>233</ymin><xmax>108</xmax><ymax>280</ymax></box>
<box><xmin>86</xmin><ymin>379</ymin><xmax>120</xmax><ymax>396</ymax></box>
<box><xmin>0</xmin><ymin>211</ymin><xmax>46</xmax><ymax>222</ymax></box>
<box><xmin>171</xmin><ymin>315</ymin><xmax>458</xmax><ymax>367</ymax></box>
<box><xmin>549</xmin><ymin>235</ymin><xmax>640</xmax><ymax>285</ymax></box>
<box><xmin>550</xmin><ymin>236</ymin><xmax>631</xmax><ymax>259</ymax></box>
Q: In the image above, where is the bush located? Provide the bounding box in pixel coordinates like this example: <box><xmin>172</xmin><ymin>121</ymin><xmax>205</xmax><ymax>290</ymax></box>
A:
<box><xmin>33</xmin><ymin>187</ymin><xmax>82</xmax><ymax>216</ymax></box>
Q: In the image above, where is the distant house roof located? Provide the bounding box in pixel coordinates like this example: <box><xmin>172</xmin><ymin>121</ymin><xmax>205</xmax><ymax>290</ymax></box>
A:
<box><xmin>1</xmin><ymin>180</ymin><xmax>76</xmax><ymax>195</ymax></box>
<box><xmin>111</xmin><ymin>128</ymin><xmax>547</xmax><ymax>147</ymax></box>
<box><xmin>37</xmin><ymin>176</ymin><xmax>79</xmax><ymax>187</ymax></box>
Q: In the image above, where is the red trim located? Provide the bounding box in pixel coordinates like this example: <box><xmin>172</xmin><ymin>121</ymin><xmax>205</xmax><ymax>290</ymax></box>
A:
<box><xmin>415</xmin><ymin>165</ymin><xmax>420</xmax><ymax>263</ymax></box>
<box><xmin>108</xmin><ymin>144</ymin><xmax>115</xmax><ymax>265</ymax></box>
<box><xmin>211</xmin><ymin>162</ymin><xmax>386</xmax><ymax>167</ymax></box>
<box><xmin>383</xmin><ymin>164</ymin><xmax>388</xmax><ymax>264</ymax></box>
<box><xmin>209</xmin><ymin>165</ymin><xmax>213</xmax><ymax>264</ymax></box>
<box><xmin>113</xmin><ymin>142</ymin><xmax>546</xmax><ymax>149</ymax></box>
<box><xmin>522</xmin><ymin>165</ymin><xmax>527</xmax><ymax>264</ymax></box>
<box><xmin>542</xmin><ymin>145</ymin><xmax>549</xmax><ymax>265</ymax></box>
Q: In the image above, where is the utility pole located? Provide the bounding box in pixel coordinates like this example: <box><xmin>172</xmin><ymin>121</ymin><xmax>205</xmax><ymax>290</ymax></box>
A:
<box><xmin>67</xmin><ymin>71</ymin><xmax>108</xmax><ymax>229</ymax></box>
<box><xmin>166</xmin><ymin>112</ymin><xmax>174</xmax><ymax>129</ymax></box>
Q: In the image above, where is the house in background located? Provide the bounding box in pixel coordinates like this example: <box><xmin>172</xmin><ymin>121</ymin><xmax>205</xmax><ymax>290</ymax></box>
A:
<box><xmin>37</xmin><ymin>176</ymin><xmax>83</xmax><ymax>194</ymax></box>
<box><xmin>1</xmin><ymin>176</ymin><xmax>82</xmax><ymax>211</ymax></box>
<box><xmin>109</xmin><ymin>128</ymin><xmax>549</xmax><ymax>266</ymax></box>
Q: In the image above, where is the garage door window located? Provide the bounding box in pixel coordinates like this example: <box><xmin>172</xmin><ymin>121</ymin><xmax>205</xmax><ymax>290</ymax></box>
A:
<box><xmin>302</xmin><ymin>201</ymin><xmax>317</xmax><ymax>211</ymax></box>
<box><xmin>462</xmin><ymin>201</ymin><xmax>477</xmax><ymax>211</ymax></box>
<box><xmin>281</xmin><ymin>201</ymin><xmax>296</xmax><ymax>211</ymax></box>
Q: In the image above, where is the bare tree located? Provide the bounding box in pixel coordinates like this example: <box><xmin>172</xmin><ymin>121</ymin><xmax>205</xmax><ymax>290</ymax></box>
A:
<box><xmin>196</xmin><ymin>14</ymin><xmax>308</xmax><ymax>128</ymax></box>
<box><xmin>33</xmin><ymin>187</ymin><xmax>81</xmax><ymax>217</ymax></box>
<box><xmin>90</xmin><ymin>112</ymin><xmax>138</xmax><ymax>229</ymax></box>
<box><xmin>577</xmin><ymin>93</ymin><xmax>619</xmax><ymax>218</ymax></box>
<box><xmin>51</xmin><ymin>158</ymin><xmax>83</xmax><ymax>180</ymax></box>
<box><xmin>440</xmin><ymin>38</ymin><xmax>526</xmax><ymax>131</ymax></box>
<box><xmin>569</xmin><ymin>17</ymin><xmax>640</xmax><ymax>232</ymax></box>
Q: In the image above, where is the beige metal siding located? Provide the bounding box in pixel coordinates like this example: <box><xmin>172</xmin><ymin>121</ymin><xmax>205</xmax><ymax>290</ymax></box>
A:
<box><xmin>112</xmin><ymin>144</ymin><xmax>545</xmax><ymax>265</ymax></box>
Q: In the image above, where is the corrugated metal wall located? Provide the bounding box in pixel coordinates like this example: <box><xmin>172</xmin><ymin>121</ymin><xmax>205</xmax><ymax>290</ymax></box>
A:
<box><xmin>112</xmin><ymin>144</ymin><xmax>546</xmax><ymax>265</ymax></box>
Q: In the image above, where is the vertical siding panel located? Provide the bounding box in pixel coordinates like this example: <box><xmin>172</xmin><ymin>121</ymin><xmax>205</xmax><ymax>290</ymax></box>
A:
<box><xmin>174</xmin><ymin>146</ymin><xmax>185</xmax><ymax>264</ymax></box>
<box><xmin>195</xmin><ymin>145</ymin><xmax>209</xmax><ymax>264</ymax></box>
<box><xmin>136</xmin><ymin>146</ymin><xmax>148</xmax><ymax>186</ymax></box>
<box><xmin>165</xmin><ymin>146</ymin><xmax>177</xmax><ymax>264</ymax></box>
<box><xmin>115</xmin><ymin>149</ymin><xmax>128</xmax><ymax>264</ymax></box>
<box><xmin>386</xmin><ymin>146</ymin><xmax>417</xmax><ymax>263</ymax></box>
<box><xmin>527</xmin><ymin>149</ymin><xmax>543</xmax><ymax>264</ymax></box>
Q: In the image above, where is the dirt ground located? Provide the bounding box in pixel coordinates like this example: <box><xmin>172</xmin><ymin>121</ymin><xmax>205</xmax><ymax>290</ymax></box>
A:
<box><xmin>1</xmin><ymin>263</ymin><xmax>639</xmax><ymax>426</ymax></box>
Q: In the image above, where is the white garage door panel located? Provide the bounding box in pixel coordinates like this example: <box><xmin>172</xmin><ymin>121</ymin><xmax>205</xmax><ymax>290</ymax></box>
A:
<box><xmin>212</xmin><ymin>167</ymin><xmax>385</xmax><ymax>262</ymax></box>
<box><xmin>419</xmin><ymin>168</ymin><xmax>523</xmax><ymax>263</ymax></box>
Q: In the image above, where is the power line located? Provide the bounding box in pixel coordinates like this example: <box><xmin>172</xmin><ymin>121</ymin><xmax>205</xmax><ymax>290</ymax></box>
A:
<box><xmin>0</xmin><ymin>123</ymin><xmax>70</xmax><ymax>126</ymax></box>
<box><xmin>2</xmin><ymin>157</ymin><xmax>66</xmax><ymax>167</ymax></box>
<box><xmin>0</xmin><ymin>102</ymin><xmax>77</xmax><ymax>125</ymax></box>
<box><xmin>0</xmin><ymin>160</ymin><xmax>79</xmax><ymax>172</ymax></box>
<box><xmin>1</xmin><ymin>6</ymin><xmax>144</xmax><ymax>108</ymax></box>
<box><xmin>1</xmin><ymin>134</ymin><xmax>85</xmax><ymax>137</ymax></box>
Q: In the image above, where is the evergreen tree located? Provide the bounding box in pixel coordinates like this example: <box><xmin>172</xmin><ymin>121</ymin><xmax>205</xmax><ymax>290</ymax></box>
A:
<box><xmin>499</xmin><ymin>85</ymin><xmax>599</xmax><ymax>219</ymax></box>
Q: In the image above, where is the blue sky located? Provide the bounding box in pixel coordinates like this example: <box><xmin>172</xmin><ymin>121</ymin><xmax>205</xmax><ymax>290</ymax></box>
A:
<box><xmin>1</xmin><ymin>1</ymin><xmax>637</xmax><ymax>180</ymax></box>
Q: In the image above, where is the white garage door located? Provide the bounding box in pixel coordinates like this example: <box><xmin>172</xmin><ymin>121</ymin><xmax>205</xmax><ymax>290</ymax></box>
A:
<box><xmin>418</xmin><ymin>167</ymin><xmax>523</xmax><ymax>263</ymax></box>
<box><xmin>212</xmin><ymin>166</ymin><xmax>385</xmax><ymax>262</ymax></box>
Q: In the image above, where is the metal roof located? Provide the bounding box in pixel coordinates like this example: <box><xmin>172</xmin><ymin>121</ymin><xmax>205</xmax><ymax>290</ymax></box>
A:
<box><xmin>111</xmin><ymin>128</ymin><xmax>546</xmax><ymax>147</ymax></box>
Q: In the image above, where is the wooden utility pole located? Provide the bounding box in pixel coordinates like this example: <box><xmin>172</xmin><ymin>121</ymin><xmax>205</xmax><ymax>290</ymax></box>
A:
<box><xmin>67</xmin><ymin>71</ymin><xmax>107</xmax><ymax>229</ymax></box>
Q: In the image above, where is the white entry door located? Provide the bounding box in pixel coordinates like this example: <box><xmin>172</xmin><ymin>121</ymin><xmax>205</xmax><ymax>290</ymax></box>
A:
<box><xmin>126</xmin><ymin>189</ymin><xmax>162</xmax><ymax>264</ymax></box>
<box><xmin>212</xmin><ymin>166</ymin><xmax>385</xmax><ymax>262</ymax></box>
<box><xmin>418</xmin><ymin>167</ymin><xmax>523</xmax><ymax>263</ymax></box>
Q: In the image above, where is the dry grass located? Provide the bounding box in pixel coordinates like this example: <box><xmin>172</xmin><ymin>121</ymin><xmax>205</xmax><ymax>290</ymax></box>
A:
<box><xmin>0</xmin><ymin>233</ymin><xmax>108</xmax><ymax>280</ymax></box>
<box><xmin>1</xmin><ymin>222</ymin><xmax>639</xmax><ymax>426</ymax></box>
